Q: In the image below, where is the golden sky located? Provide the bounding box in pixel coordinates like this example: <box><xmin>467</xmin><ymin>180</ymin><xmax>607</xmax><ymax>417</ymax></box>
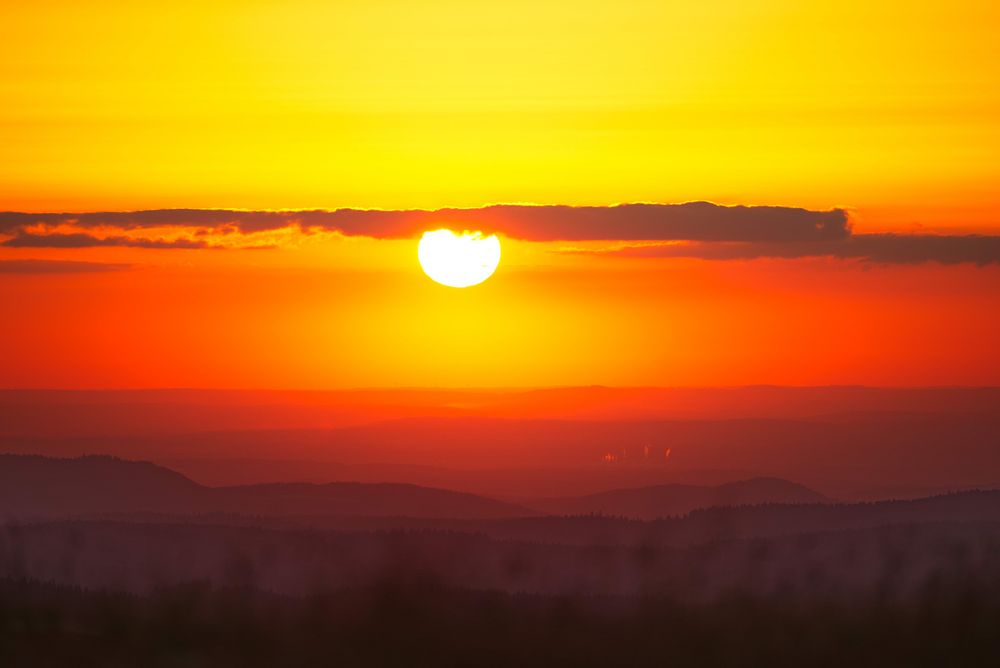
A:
<box><xmin>1</xmin><ymin>0</ymin><xmax>998</xmax><ymax>388</ymax></box>
<box><xmin>2</xmin><ymin>0</ymin><xmax>999</xmax><ymax>228</ymax></box>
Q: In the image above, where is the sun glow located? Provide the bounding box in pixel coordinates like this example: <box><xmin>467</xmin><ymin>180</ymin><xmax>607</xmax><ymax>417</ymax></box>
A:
<box><xmin>418</xmin><ymin>229</ymin><xmax>501</xmax><ymax>288</ymax></box>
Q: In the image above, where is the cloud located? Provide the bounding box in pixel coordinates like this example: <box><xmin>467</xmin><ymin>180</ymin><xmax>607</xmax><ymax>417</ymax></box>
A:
<box><xmin>847</xmin><ymin>234</ymin><xmax>1000</xmax><ymax>265</ymax></box>
<box><xmin>1</xmin><ymin>204</ymin><xmax>994</xmax><ymax>265</ymax></box>
<box><xmin>569</xmin><ymin>234</ymin><xmax>1000</xmax><ymax>265</ymax></box>
<box><xmin>2</xmin><ymin>232</ymin><xmax>209</xmax><ymax>249</ymax></box>
<box><xmin>0</xmin><ymin>202</ymin><xmax>850</xmax><ymax>242</ymax></box>
<box><xmin>0</xmin><ymin>259</ymin><xmax>132</xmax><ymax>274</ymax></box>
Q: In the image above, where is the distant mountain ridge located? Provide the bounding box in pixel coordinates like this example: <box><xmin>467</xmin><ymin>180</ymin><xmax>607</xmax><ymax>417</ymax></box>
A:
<box><xmin>0</xmin><ymin>454</ymin><xmax>839</xmax><ymax>522</ymax></box>
<box><xmin>0</xmin><ymin>454</ymin><xmax>536</xmax><ymax>520</ymax></box>
<box><xmin>5</xmin><ymin>396</ymin><xmax>999</xmax><ymax>502</ymax></box>
<box><xmin>4</xmin><ymin>387</ymin><xmax>998</xmax><ymax>445</ymax></box>
<box><xmin>529</xmin><ymin>477</ymin><xmax>829</xmax><ymax>519</ymax></box>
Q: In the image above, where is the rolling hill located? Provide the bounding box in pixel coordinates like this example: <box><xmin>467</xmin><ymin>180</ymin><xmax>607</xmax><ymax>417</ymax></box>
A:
<box><xmin>0</xmin><ymin>454</ymin><xmax>536</xmax><ymax>520</ymax></box>
<box><xmin>529</xmin><ymin>477</ymin><xmax>829</xmax><ymax>519</ymax></box>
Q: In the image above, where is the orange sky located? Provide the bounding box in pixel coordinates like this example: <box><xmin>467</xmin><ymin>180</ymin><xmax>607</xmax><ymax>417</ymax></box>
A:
<box><xmin>1</xmin><ymin>0</ymin><xmax>998</xmax><ymax>388</ymax></box>
<box><xmin>2</xmin><ymin>240</ymin><xmax>997</xmax><ymax>388</ymax></box>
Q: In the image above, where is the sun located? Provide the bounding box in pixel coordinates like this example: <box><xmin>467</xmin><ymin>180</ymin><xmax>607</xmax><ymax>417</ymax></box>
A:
<box><xmin>418</xmin><ymin>229</ymin><xmax>501</xmax><ymax>288</ymax></box>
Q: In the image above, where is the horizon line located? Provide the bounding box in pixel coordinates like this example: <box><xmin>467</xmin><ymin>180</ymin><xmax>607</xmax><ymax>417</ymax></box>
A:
<box><xmin>2</xmin><ymin>384</ymin><xmax>998</xmax><ymax>392</ymax></box>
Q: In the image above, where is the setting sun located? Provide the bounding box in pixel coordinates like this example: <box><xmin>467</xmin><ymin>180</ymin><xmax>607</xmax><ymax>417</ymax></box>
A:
<box><xmin>417</xmin><ymin>229</ymin><xmax>501</xmax><ymax>288</ymax></box>
<box><xmin>2</xmin><ymin>0</ymin><xmax>1000</xmax><ymax>663</ymax></box>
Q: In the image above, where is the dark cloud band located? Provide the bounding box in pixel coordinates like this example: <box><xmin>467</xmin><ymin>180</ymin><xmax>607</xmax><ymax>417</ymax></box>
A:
<box><xmin>0</xmin><ymin>202</ymin><xmax>849</xmax><ymax>242</ymax></box>
<box><xmin>575</xmin><ymin>234</ymin><xmax>1000</xmax><ymax>265</ymax></box>
<box><xmin>2</xmin><ymin>203</ymin><xmax>995</xmax><ymax>265</ymax></box>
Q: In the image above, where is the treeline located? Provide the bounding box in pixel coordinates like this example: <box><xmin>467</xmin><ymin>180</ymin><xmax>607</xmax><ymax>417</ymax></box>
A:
<box><xmin>3</xmin><ymin>520</ymin><xmax>1000</xmax><ymax>602</ymax></box>
<box><xmin>2</xmin><ymin>576</ymin><xmax>999</xmax><ymax>667</ymax></box>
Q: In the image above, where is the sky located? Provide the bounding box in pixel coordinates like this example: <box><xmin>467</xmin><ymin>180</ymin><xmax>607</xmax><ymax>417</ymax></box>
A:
<box><xmin>1</xmin><ymin>0</ymin><xmax>998</xmax><ymax>388</ymax></box>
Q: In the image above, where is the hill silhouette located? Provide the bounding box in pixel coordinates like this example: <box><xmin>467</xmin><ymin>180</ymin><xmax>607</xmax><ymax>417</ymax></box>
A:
<box><xmin>530</xmin><ymin>477</ymin><xmax>829</xmax><ymax>519</ymax></box>
<box><xmin>0</xmin><ymin>454</ymin><xmax>536</xmax><ymax>520</ymax></box>
<box><xmin>0</xmin><ymin>454</ymin><xmax>840</xmax><ymax>524</ymax></box>
<box><xmin>3</xmin><ymin>456</ymin><xmax>1000</xmax><ymax>666</ymax></box>
<box><xmin>0</xmin><ymin>454</ymin><xmax>202</xmax><ymax>516</ymax></box>
<box><xmin>7</xmin><ymin>408</ymin><xmax>997</xmax><ymax>500</ymax></box>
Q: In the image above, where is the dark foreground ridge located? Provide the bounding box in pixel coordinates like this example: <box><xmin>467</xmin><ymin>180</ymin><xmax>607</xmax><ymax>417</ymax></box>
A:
<box><xmin>2</xmin><ymin>452</ymin><xmax>1000</xmax><ymax>665</ymax></box>
<box><xmin>2</xmin><ymin>577</ymin><xmax>999</xmax><ymax>667</ymax></box>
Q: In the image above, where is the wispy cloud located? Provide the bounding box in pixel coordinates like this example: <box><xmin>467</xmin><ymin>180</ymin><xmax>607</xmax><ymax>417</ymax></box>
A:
<box><xmin>2</xmin><ymin>232</ymin><xmax>210</xmax><ymax>249</ymax></box>
<box><xmin>564</xmin><ymin>234</ymin><xmax>1000</xmax><ymax>265</ymax></box>
<box><xmin>0</xmin><ymin>259</ymin><xmax>132</xmax><ymax>274</ymax></box>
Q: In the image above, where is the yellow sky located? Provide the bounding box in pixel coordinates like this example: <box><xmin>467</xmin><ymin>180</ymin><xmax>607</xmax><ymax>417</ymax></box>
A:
<box><xmin>2</xmin><ymin>0</ymin><xmax>999</xmax><ymax>230</ymax></box>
